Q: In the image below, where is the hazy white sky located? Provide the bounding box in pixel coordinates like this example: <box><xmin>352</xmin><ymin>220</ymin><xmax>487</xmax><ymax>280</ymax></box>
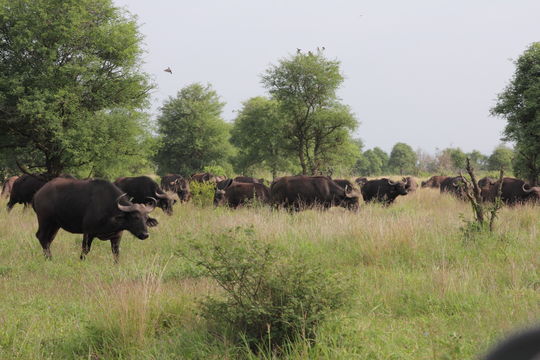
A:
<box><xmin>114</xmin><ymin>0</ymin><xmax>539</xmax><ymax>155</ymax></box>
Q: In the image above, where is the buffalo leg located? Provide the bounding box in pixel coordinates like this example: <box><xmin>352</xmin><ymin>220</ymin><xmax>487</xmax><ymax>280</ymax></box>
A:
<box><xmin>110</xmin><ymin>235</ymin><xmax>122</xmax><ymax>263</ymax></box>
<box><xmin>35</xmin><ymin>223</ymin><xmax>59</xmax><ymax>259</ymax></box>
<box><xmin>80</xmin><ymin>234</ymin><xmax>94</xmax><ymax>260</ymax></box>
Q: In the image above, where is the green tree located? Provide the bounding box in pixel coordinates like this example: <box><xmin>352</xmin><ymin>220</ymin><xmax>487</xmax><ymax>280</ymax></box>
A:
<box><xmin>155</xmin><ymin>83</ymin><xmax>234</xmax><ymax>176</ymax></box>
<box><xmin>467</xmin><ymin>150</ymin><xmax>488</xmax><ymax>171</ymax></box>
<box><xmin>487</xmin><ymin>145</ymin><xmax>514</xmax><ymax>171</ymax></box>
<box><xmin>388</xmin><ymin>142</ymin><xmax>417</xmax><ymax>175</ymax></box>
<box><xmin>357</xmin><ymin>147</ymin><xmax>388</xmax><ymax>176</ymax></box>
<box><xmin>230</xmin><ymin>97</ymin><xmax>296</xmax><ymax>178</ymax></box>
<box><xmin>262</xmin><ymin>49</ymin><xmax>358</xmax><ymax>175</ymax></box>
<box><xmin>0</xmin><ymin>0</ymin><xmax>152</xmax><ymax>177</ymax></box>
<box><xmin>492</xmin><ymin>42</ymin><xmax>540</xmax><ymax>185</ymax></box>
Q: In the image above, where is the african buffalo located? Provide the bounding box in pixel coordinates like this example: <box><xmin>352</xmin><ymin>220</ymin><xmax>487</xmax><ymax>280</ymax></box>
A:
<box><xmin>114</xmin><ymin>176</ymin><xmax>176</xmax><ymax>219</ymax></box>
<box><xmin>421</xmin><ymin>175</ymin><xmax>450</xmax><ymax>188</ymax></box>
<box><xmin>7</xmin><ymin>174</ymin><xmax>47</xmax><ymax>211</ymax></box>
<box><xmin>333</xmin><ymin>179</ymin><xmax>356</xmax><ymax>192</ymax></box>
<box><xmin>161</xmin><ymin>174</ymin><xmax>191</xmax><ymax>202</ymax></box>
<box><xmin>404</xmin><ymin>177</ymin><xmax>418</xmax><ymax>192</ymax></box>
<box><xmin>478</xmin><ymin>176</ymin><xmax>496</xmax><ymax>188</ymax></box>
<box><xmin>361</xmin><ymin>178</ymin><xmax>409</xmax><ymax>205</ymax></box>
<box><xmin>214</xmin><ymin>180</ymin><xmax>270</xmax><ymax>208</ymax></box>
<box><xmin>32</xmin><ymin>178</ymin><xmax>156</xmax><ymax>262</ymax></box>
<box><xmin>480</xmin><ymin>177</ymin><xmax>540</xmax><ymax>205</ymax></box>
<box><xmin>440</xmin><ymin>176</ymin><xmax>467</xmax><ymax>199</ymax></box>
<box><xmin>482</xmin><ymin>325</ymin><xmax>540</xmax><ymax>360</ymax></box>
<box><xmin>191</xmin><ymin>172</ymin><xmax>226</xmax><ymax>183</ymax></box>
<box><xmin>270</xmin><ymin>175</ymin><xmax>359</xmax><ymax>211</ymax></box>
<box><xmin>1</xmin><ymin>175</ymin><xmax>19</xmax><ymax>198</ymax></box>
<box><xmin>233</xmin><ymin>176</ymin><xmax>265</xmax><ymax>184</ymax></box>
<box><xmin>355</xmin><ymin>177</ymin><xmax>368</xmax><ymax>188</ymax></box>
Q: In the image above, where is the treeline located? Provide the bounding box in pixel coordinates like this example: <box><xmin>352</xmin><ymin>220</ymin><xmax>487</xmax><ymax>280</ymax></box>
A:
<box><xmin>0</xmin><ymin>1</ymin><xmax>538</xmax><ymax>184</ymax></box>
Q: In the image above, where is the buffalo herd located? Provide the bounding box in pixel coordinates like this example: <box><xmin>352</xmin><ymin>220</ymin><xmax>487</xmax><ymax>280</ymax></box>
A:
<box><xmin>0</xmin><ymin>171</ymin><xmax>538</xmax><ymax>261</ymax></box>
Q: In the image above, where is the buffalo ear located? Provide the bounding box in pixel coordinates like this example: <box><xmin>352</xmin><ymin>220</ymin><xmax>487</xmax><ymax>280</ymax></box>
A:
<box><xmin>146</xmin><ymin>217</ymin><xmax>159</xmax><ymax>227</ymax></box>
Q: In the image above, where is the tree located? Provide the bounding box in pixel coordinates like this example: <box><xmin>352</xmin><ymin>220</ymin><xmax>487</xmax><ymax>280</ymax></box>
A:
<box><xmin>0</xmin><ymin>0</ymin><xmax>152</xmax><ymax>177</ymax></box>
<box><xmin>467</xmin><ymin>150</ymin><xmax>488</xmax><ymax>171</ymax></box>
<box><xmin>388</xmin><ymin>142</ymin><xmax>417</xmax><ymax>175</ymax></box>
<box><xmin>230</xmin><ymin>97</ymin><xmax>296</xmax><ymax>178</ymax></box>
<box><xmin>435</xmin><ymin>148</ymin><xmax>466</xmax><ymax>172</ymax></box>
<box><xmin>262</xmin><ymin>49</ymin><xmax>358</xmax><ymax>175</ymax></box>
<box><xmin>492</xmin><ymin>42</ymin><xmax>540</xmax><ymax>185</ymax></box>
<box><xmin>357</xmin><ymin>147</ymin><xmax>389</xmax><ymax>176</ymax></box>
<box><xmin>488</xmin><ymin>145</ymin><xmax>514</xmax><ymax>171</ymax></box>
<box><xmin>155</xmin><ymin>83</ymin><xmax>234</xmax><ymax>176</ymax></box>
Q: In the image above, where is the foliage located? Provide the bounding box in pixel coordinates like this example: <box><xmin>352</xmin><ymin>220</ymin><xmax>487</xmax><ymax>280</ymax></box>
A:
<box><xmin>262</xmin><ymin>49</ymin><xmax>358</xmax><ymax>175</ymax></box>
<box><xmin>467</xmin><ymin>150</ymin><xmax>488</xmax><ymax>171</ymax></box>
<box><xmin>154</xmin><ymin>83</ymin><xmax>234</xmax><ymax>176</ymax></box>
<box><xmin>487</xmin><ymin>145</ymin><xmax>514</xmax><ymax>171</ymax></box>
<box><xmin>356</xmin><ymin>147</ymin><xmax>389</xmax><ymax>175</ymax></box>
<box><xmin>189</xmin><ymin>181</ymin><xmax>216</xmax><ymax>207</ymax></box>
<box><xmin>388</xmin><ymin>142</ymin><xmax>417</xmax><ymax>175</ymax></box>
<box><xmin>202</xmin><ymin>165</ymin><xmax>231</xmax><ymax>178</ymax></box>
<box><xmin>230</xmin><ymin>97</ymin><xmax>297</xmax><ymax>177</ymax></box>
<box><xmin>491</xmin><ymin>42</ymin><xmax>540</xmax><ymax>185</ymax></box>
<box><xmin>184</xmin><ymin>226</ymin><xmax>349</xmax><ymax>353</ymax></box>
<box><xmin>0</xmin><ymin>0</ymin><xmax>152</xmax><ymax>177</ymax></box>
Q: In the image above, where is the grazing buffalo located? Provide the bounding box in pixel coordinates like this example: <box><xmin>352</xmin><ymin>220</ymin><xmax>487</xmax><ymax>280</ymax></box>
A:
<box><xmin>270</xmin><ymin>175</ymin><xmax>359</xmax><ymax>211</ymax></box>
<box><xmin>233</xmin><ymin>176</ymin><xmax>265</xmax><ymax>184</ymax></box>
<box><xmin>214</xmin><ymin>180</ymin><xmax>270</xmax><ymax>208</ymax></box>
<box><xmin>482</xmin><ymin>325</ymin><xmax>540</xmax><ymax>360</ymax></box>
<box><xmin>114</xmin><ymin>176</ymin><xmax>175</xmax><ymax>220</ymax></box>
<box><xmin>161</xmin><ymin>174</ymin><xmax>191</xmax><ymax>202</ymax></box>
<box><xmin>1</xmin><ymin>175</ymin><xmax>19</xmax><ymax>198</ymax></box>
<box><xmin>333</xmin><ymin>179</ymin><xmax>356</xmax><ymax>192</ymax></box>
<box><xmin>480</xmin><ymin>177</ymin><xmax>540</xmax><ymax>205</ymax></box>
<box><xmin>191</xmin><ymin>172</ymin><xmax>226</xmax><ymax>183</ymax></box>
<box><xmin>440</xmin><ymin>176</ymin><xmax>467</xmax><ymax>199</ymax></box>
<box><xmin>32</xmin><ymin>178</ymin><xmax>156</xmax><ymax>262</ymax></box>
<box><xmin>478</xmin><ymin>176</ymin><xmax>496</xmax><ymax>188</ymax></box>
<box><xmin>404</xmin><ymin>177</ymin><xmax>418</xmax><ymax>192</ymax></box>
<box><xmin>355</xmin><ymin>177</ymin><xmax>368</xmax><ymax>188</ymax></box>
<box><xmin>7</xmin><ymin>174</ymin><xmax>47</xmax><ymax>211</ymax></box>
<box><xmin>421</xmin><ymin>175</ymin><xmax>450</xmax><ymax>188</ymax></box>
<box><xmin>361</xmin><ymin>178</ymin><xmax>409</xmax><ymax>205</ymax></box>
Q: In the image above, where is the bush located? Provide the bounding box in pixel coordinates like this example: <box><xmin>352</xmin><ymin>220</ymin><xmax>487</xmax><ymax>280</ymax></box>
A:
<box><xmin>189</xmin><ymin>181</ymin><xmax>216</xmax><ymax>207</ymax></box>
<box><xmin>181</xmin><ymin>226</ymin><xmax>350</xmax><ymax>354</ymax></box>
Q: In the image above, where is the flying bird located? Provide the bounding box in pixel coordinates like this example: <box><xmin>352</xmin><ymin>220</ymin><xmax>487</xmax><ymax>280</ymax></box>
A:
<box><xmin>164</xmin><ymin>67</ymin><xmax>172</xmax><ymax>74</ymax></box>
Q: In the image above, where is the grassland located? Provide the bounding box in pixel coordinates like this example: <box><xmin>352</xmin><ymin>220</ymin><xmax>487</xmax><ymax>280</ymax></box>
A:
<box><xmin>0</xmin><ymin>187</ymin><xmax>538</xmax><ymax>359</ymax></box>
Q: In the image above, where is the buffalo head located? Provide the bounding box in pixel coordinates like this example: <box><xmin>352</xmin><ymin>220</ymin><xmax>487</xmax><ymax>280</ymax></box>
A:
<box><xmin>116</xmin><ymin>196</ymin><xmax>156</xmax><ymax>240</ymax></box>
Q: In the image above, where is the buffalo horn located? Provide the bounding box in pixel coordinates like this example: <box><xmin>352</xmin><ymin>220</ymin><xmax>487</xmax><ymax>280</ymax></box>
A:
<box><xmin>155</xmin><ymin>190</ymin><xmax>168</xmax><ymax>199</ymax></box>
<box><xmin>387</xmin><ymin>179</ymin><xmax>397</xmax><ymax>185</ymax></box>
<box><xmin>144</xmin><ymin>197</ymin><xmax>157</xmax><ymax>212</ymax></box>
<box><xmin>117</xmin><ymin>194</ymin><xmax>139</xmax><ymax>212</ymax></box>
<box><xmin>522</xmin><ymin>183</ymin><xmax>534</xmax><ymax>193</ymax></box>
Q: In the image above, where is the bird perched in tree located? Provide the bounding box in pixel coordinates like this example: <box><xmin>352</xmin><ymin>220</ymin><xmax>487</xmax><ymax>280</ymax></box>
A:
<box><xmin>164</xmin><ymin>67</ymin><xmax>172</xmax><ymax>74</ymax></box>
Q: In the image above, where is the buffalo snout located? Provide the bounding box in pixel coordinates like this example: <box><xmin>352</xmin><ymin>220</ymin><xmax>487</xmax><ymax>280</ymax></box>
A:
<box><xmin>137</xmin><ymin>232</ymin><xmax>149</xmax><ymax>240</ymax></box>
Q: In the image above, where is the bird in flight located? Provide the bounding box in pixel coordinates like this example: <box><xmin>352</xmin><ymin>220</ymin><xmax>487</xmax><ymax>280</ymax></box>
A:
<box><xmin>164</xmin><ymin>67</ymin><xmax>172</xmax><ymax>74</ymax></box>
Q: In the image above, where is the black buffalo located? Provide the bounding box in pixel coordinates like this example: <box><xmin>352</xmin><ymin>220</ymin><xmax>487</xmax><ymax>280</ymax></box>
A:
<box><xmin>361</xmin><ymin>178</ymin><xmax>409</xmax><ymax>205</ymax></box>
<box><xmin>421</xmin><ymin>175</ymin><xmax>450</xmax><ymax>188</ymax></box>
<box><xmin>480</xmin><ymin>177</ymin><xmax>540</xmax><ymax>205</ymax></box>
<box><xmin>161</xmin><ymin>174</ymin><xmax>191</xmax><ymax>202</ymax></box>
<box><xmin>214</xmin><ymin>180</ymin><xmax>270</xmax><ymax>208</ymax></box>
<box><xmin>333</xmin><ymin>179</ymin><xmax>356</xmax><ymax>192</ymax></box>
<box><xmin>32</xmin><ymin>178</ymin><xmax>156</xmax><ymax>262</ymax></box>
<box><xmin>191</xmin><ymin>172</ymin><xmax>226</xmax><ymax>183</ymax></box>
<box><xmin>482</xmin><ymin>325</ymin><xmax>540</xmax><ymax>360</ymax></box>
<box><xmin>7</xmin><ymin>174</ymin><xmax>47</xmax><ymax>211</ymax></box>
<box><xmin>114</xmin><ymin>176</ymin><xmax>175</xmax><ymax>226</ymax></box>
<box><xmin>270</xmin><ymin>175</ymin><xmax>359</xmax><ymax>211</ymax></box>
<box><xmin>355</xmin><ymin>177</ymin><xmax>368</xmax><ymax>188</ymax></box>
<box><xmin>233</xmin><ymin>176</ymin><xmax>265</xmax><ymax>184</ymax></box>
<box><xmin>440</xmin><ymin>176</ymin><xmax>467</xmax><ymax>199</ymax></box>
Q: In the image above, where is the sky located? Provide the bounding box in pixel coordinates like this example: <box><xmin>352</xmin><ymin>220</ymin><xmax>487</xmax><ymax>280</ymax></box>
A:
<box><xmin>113</xmin><ymin>0</ymin><xmax>539</xmax><ymax>155</ymax></box>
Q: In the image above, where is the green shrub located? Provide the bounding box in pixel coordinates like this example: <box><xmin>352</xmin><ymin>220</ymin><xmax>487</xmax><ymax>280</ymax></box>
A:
<box><xmin>182</xmin><ymin>226</ymin><xmax>350</xmax><ymax>354</ymax></box>
<box><xmin>189</xmin><ymin>181</ymin><xmax>216</xmax><ymax>207</ymax></box>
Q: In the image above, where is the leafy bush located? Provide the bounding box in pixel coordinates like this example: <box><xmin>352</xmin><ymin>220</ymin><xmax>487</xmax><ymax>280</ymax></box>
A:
<box><xmin>189</xmin><ymin>181</ymin><xmax>216</xmax><ymax>207</ymax></box>
<box><xmin>182</xmin><ymin>226</ymin><xmax>350</xmax><ymax>353</ymax></box>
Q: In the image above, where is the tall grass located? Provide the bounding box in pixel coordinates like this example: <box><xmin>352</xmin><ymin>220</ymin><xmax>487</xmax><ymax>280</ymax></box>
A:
<box><xmin>0</xmin><ymin>188</ymin><xmax>538</xmax><ymax>359</ymax></box>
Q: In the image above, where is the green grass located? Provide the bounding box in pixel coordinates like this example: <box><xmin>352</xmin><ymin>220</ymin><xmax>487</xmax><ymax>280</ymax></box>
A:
<box><xmin>0</xmin><ymin>188</ymin><xmax>538</xmax><ymax>359</ymax></box>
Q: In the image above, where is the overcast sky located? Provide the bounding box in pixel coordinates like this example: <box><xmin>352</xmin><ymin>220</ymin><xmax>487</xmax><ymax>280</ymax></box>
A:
<box><xmin>113</xmin><ymin>0</ymin><xmax>539</xmax><ymax>155</ymax></box>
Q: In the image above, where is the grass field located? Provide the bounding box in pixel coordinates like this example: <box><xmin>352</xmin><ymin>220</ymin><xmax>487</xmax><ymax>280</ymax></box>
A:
<box><xmin>0</xmin><ymin>187</ymin><xmax>538</xmax><ymax>359</ymax></box>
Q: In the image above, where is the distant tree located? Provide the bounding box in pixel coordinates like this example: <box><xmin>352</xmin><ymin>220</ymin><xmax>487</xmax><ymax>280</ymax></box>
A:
<box><xmin>262</xmin><ymin>49</ymin><xmax>358</xmax><ymax>175</ymax></box>
<box><xmin>0</xmin><ymin>0</ymin><xmax>152</xmax><ymax>177</ymax></box>
<box><xmin>358</xmin><ymin>147</ymin><xmax>389</xmax><ymax>176</ymax></box>
<box><xmin>388</xmin><ymin>143</ymin><xmax>417</xmax><ymax>175</ymax></box>
<box><xmin>416</xmin><ymin>148</ymin><xmax>438</xmax><ymax>174</ymax></box>
<box><xmin>491</xmin><ymin>42</ymin><xmax>540</xmax><ymax>185</ymax></box>
<box><xmin>487</xmin><ymin>145</ymin><xmax>514</xmax><ymax>171</ymax></box>
<box><xmin>230</xmin><ymin>97</ymin><xmax>296</xmax><ymax>178</ymax></box>
<box><xmin>467</xmin><ymin>150</ymin><xmax>488</xmax><ymax>171</ymax></box>
<box><xmin>436</xmin><ymin>148</ymin><xmax>466</xmax><ymax>172</ymax></box>
<box><xmin>155</xmin><ymin>83</ymin><xmax>234</xmax><ymax>176</ymax></box>
<box><xmin>449</xmin><ymin>148</ymin><xmax>467</xmax><ymax>170</ymax></box>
